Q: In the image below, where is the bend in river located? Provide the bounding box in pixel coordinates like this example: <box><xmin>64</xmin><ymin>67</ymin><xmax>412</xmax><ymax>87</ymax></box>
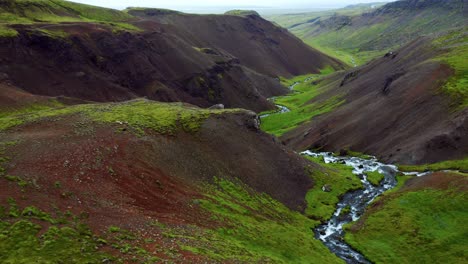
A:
<box><xmin>301</xmin><ymin>151</ymin><xmax>429</xmax><ymax>264</ymax></box>
<box><xmin>262</xmin><ymin>77</ymin><xmax>431</xmax><ymax>263</ymax></box>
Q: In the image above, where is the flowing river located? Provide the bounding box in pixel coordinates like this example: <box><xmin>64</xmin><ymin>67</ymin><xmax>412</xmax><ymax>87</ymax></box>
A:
<box><xmin>301</xmin><ymin>151</ymin><xmax>430</xmax><ymax>263</ymax></box>
<box><xmin>261</xmin><ymin>77</ymin><xmax>432</xmax><ymax>263</ymax></box>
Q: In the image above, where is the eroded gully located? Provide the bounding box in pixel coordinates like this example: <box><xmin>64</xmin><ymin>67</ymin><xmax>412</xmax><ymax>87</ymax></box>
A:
<box><xmin>261</xmin><ymin>80</ymin><xmax>430</xmax><ymax>264</ymax></box>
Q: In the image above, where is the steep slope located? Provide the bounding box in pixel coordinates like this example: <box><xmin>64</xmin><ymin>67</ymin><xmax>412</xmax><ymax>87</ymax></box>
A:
<box><xmin>128</xmin><ymin>8</ymin><xmax>344</xmax><ymax>78</ymax></box>
<box><xmin>0</xmin><ymin>1</ymin><xmax>344</xmax><ymax>112</ymax></box>
<box><xmin>0</xmin><ymin>97</ymin><xmax>346</xmax><ymax>263</ymax></box>
<box><xmin>273</xmin><ymin>0</ymin><xmax>467</xmax><ymax>65</ymax></box>
<box><xmin>275</xmin><ymin>29</ymin><xmax>468</xmax><ymax>164</ymax></box>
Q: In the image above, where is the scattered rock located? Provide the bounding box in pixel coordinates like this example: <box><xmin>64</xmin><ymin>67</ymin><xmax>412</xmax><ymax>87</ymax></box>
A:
<box><xmin>243</xmin><ymin>111</ymin><xmax>260</xmax><ymax>131</ymax></box>
<box><xmin>74</xmin><ymin>71</ymin><xmax>86</xmax><ymax>77</ymax></box>
<box><xmin>322</xmin><ymin>184</ymin><xmax>332</xmax><ymax>192</ymax></box>
<box><xmin>340</xmin><ymin>70</ymin><xmax>359</xmax><ymax>87</ymax></box>
<box><xmin>208</xmin><ymin>104</ymin><xmax>225</xmax><ymax>109</ymax></box>
<box><xmin>0</xmin><ymin>72</ymin><xmax>9</xmax><ymax>82</ymax></box>
<box><xmin>384</xmin><ymin>51</ymin><xmax>395</xmax><ymax>57</ymax></box>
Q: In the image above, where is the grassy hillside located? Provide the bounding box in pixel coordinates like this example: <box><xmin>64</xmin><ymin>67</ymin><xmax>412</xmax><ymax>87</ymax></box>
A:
<box><xmin>432</xmin><ymin>29</ymin><xmax>468</xmax><ymax>108</ymax></box>
<box><xmin>0</xmin><ymin>98</ymin><xmax>348</xmax><ymax>262</ymax></box>
<box><xmin>180</xmin><ymin>178</ymin><xmax>343</xmax><ymax>263</ymax></box>
<box><xmin>269</xmin><ymin>0</ymin><xmax>467</xmax><ymax>66</ymax></box>
<box><xmin>0</xmin><ymin>0</ymin><xmax>132</xmax><ymax>23</ymax></box>
<box><xmin>0</xmin><ymin>0</ymin><xmax>138</xmax><ymax>35</ymax></box>
<box><xmin>344</xmin><ymin>172</ymin><xmax>468</xmax><ymax>263</ymax></box>
<box><xmin>266</xmin><ymin>3</ymin><xmax>385</xmax><ymax>30</ymax></box>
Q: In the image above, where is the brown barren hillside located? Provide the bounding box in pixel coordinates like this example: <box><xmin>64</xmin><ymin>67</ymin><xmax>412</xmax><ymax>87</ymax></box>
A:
<box><xmin>0</xmin><ymin>4</ymin><xmax>344</xmax><ymax>113</ymax></box>
<box><xmin>282</xmin><ymin>35</ymin><xmax>468</xmax><ymax>164</ymax></box>
<box><xmin>129</xmin><ymin>8</ymin><xmax>343</xmax><ymax>77</ymax></box>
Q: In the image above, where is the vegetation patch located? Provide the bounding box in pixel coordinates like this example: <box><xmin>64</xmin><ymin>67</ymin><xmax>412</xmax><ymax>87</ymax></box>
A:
<box><xmin>344</xmin><ymin>173</ymin><xmax>468</xmax><ymax>263</ymax></box>
<box><xmin>399</xmin><ymin>157</ymin><xmax>468</xmax><ymax>172</ymax></box>
<box><xmin>304</xmin><ymin>156</ymin><xmax>363</xmax><ymax>221</ymax></box>
<box><xmin>340</xmin><ymin>149</ymin><xmax>374</xmax><ymax>160</ymax></box>
<box><xmin>261</xmin><ymin>95</ymin><xmax>344</xmax><ymax>136</ymax></box>
<box><xmin>0</xmin><ymin>99</ymin><xmax>243</xmax><ymax>135</ymax></box>
<box><xmin>0</xmin><ymin>98</ymin><xmax>64</xmax><ymax>118</ymax></box>
<box><xmin>0</xmin><ymin>199</ymin><xmax>114</xmax><ymax>263</ymax></box>
<box><xmin>180</xmin><ymin>178</ymin><xmax>343</xmax><ymax>263</ymax></box>
<box><xmin>432</xmin><ymin>28</ymin><xmax>468</xmax><ymax>109</ymax></box>
<box><xmin>365</xmin><ymin>171</ymin><xmax>385</xmax><ymax>186</ymax></box>
<box><xmin>0</xmin><ymin>0</ymin><xmax>140</xmax><ymax>32</ymax></box>
<box><xmin>0</xmin><ymin>24</ymin><xmax>17</xmax><ymax>37</ymax></box>
<box><xmin>0</xmin><ymin>198</ymin><xmax>161</xmax><ymax>263</ymax></box>
<box><xmin>261</xmin><ymin>69</ymin><xmax>344</xmax><ymax>136</ymax></box>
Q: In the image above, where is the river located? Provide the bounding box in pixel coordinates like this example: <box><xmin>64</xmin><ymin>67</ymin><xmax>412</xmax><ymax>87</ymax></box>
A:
<box><xmin>301</xmin><ymin>151</ymin><xmax>429</xmax><ymax>263</ymax></box>
<box><xmin>263</xmin><ymin>77</ymin><xmax>430</xmax><ymax>263</ymax></box>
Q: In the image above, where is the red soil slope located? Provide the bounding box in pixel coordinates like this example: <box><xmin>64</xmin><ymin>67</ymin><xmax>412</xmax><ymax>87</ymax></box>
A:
<box><xmin>0</xmin><ymin>103</ymin><xmax>317</xmax><ymax>261</ymax></box>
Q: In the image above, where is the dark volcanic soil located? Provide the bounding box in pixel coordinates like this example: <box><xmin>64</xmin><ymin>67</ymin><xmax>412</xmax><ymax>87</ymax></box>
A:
<box><xmin>0</xmin><ymin>108</ymin><xmax>314</xmax><ymax>226</ymax></box>
<box><xmin>0</xmin><ymin>105</ymin><xmax>316</xmax><ymax>261</ymax></box>
<box><xmin>0</xmin><ymin>11</ymin><xmax>343</xmax><ymax>113</ymax></box>
<box><xmin>282</xmin><ymin>37</ymin><xmax>468</xmax><ymax>164</ymax></box>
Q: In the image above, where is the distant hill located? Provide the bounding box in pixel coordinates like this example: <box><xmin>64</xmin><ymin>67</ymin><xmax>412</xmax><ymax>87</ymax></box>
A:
<box><xmin>269</xmin><ymin>0</ymin><xmax>467</xmax><ymax>66</ymax></box>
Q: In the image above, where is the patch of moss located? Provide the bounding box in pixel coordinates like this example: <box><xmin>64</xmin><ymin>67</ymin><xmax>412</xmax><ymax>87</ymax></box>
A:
<box><xmin>432</xmin><ymin>28</ymin><xmax>468</xmax><ymax>109</ymax></box>
<box><xmin>261</xmin><ymin>95</ymin><xmax>345</xmax><ymax>136</ymax></box>
<box><xmin>0</xmin><ymin>201</ymin><xmax>114</xmax><ymax>263</ymax></box>
<box><xmin>261</xmin><ymin>68</ymin><xmax>344</xmax><ymax>136</ymax></box>
<box><xmin>0</xmin><ymin>0</ymin><xmax>140</xmax><ymax>33</ymax></box>
<box><xmin>304</xmin><ymin>155</ymin><xmax>363</xmax><ymax>221</ymax></box>
<box><xmin>0</xmin><ymin>99</ymin><xmax>243</xmax><ymax>135</ymax></box>
<box><xmin>365</xmin><ymin>171</ymin><xmax>385</xmax><ymax>186</ymax></box>
<box><xmin>399</xmin><ymin>157</ymin><xmax>468</xmax><ymax>172</ymax></box>
<box><xmin>181</xmin><ymin>178</ymin><xmax>343</xmax><ymax>263</ymax></box>
<box><xmin>342</xmin><ymin>149</ymin><xmax>373</xmax><ymax>160</ymax></box>
<box><xmin>0</xmin><ymin>98</ymin><xmax>64</xmax><ymax>118</ymax></box>
<box><xmin>0</xmin><ymin>24</ymin><xmax>18</xmax><ymax>37</ymax></box>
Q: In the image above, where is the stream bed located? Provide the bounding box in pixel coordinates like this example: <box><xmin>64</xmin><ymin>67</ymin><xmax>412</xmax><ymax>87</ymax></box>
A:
<box><xmin>301</xmin><ymin>151</ymin><xmax>429</xmax><ymax>264</ymax></box>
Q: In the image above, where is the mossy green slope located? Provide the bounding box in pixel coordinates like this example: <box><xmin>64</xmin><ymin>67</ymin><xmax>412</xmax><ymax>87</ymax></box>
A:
<box><xmin>0</xmin><ymin>200</ymin><xmax>114</xmax><ymax>264</ymax></box>
<box><xmin>0</xmin><ymin>99</ymin><xmax>243</xmax><ymax>135</ymax></box>
<box><xmin>344</xmin><ymin>173</ymin><xmax>468</xmax><ymax>263</ymax></box>
<box><xmin>0</xmin><ymin>0</ymin><xmax>132</xmax><ymax>23</ymax></box>
<box><xmin>181</xmin><ymin>178</ymin><xmax>343</xmax><ymax>263</ymax></box>
<box><xmin>0</xmin><ymin>0</ymin><xmax>139</xmax><ymax>35</ymax></box>
<box><xmin>432</xmin><ymin>28</ymin><xmax>468</xmax><ymax>109</ymax></box>
<box><xmin>399</xmin><ymin>157</ymin><xmax>468</xmax><ymax>173</ymax></box>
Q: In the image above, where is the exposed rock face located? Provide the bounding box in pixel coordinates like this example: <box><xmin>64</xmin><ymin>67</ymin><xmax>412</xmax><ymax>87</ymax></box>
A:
<box><xmin>208</xmin><ymin>104</ymin><xmax>225</xmax><ymax>109</ymax></box>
